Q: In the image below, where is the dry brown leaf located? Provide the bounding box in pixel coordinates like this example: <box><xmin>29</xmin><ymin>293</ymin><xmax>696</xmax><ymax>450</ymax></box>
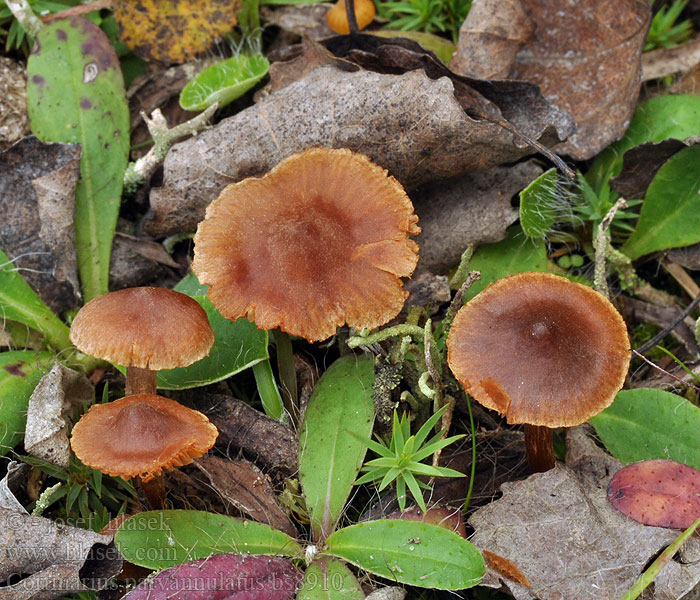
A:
<box><xmin>197</xmin><ymin>393</ymin><xmax>298</xmax><ymax>478</ymax></box>
<box><xmin>413</xmin><ymin>161</ymin><xmax>541</xmax><ymax>275</ymax></box>
<box><xmin>260</xmin><ymin>3</ymin><xmax>335</xmax><ymax>41</ymax></box>
<box><xmin>113</xmin><ymin>0</ymin><xmax>241</xmax><ymax>64</ymax></box>
<box><xmin>451</xmin><ymin>0</ymin><xmax>651</xmax><ymax>160</ymax></box>
<box><xmin>0</xmin><ymin>507</ymin><xmax>122</xmax><ymax>599</ymax></box>
<box><xmin>145</xmin><ymin>65</ymin><xmax>570</xmax><ymax>236</ymax></box>
<box><xmin>195</xmin><ymin>455</ymin><xmax>297</xmax><ymax>538</ymax></box>
<box><xmin>0</xmin><ymin>136</ymin><xmax>81</xmax><ymax>313</ymax></box>
<box><xmin>0</xmin><ymin>58</ymin><xmax>29</xmax><ymax>151</ymax></box>
<box><xmin>450</xmin><ymin>0</ymin><xmax>535</xmax><ymax>79</ymax></box>
<box><xmin>25</xmin><ymin>364</ymin><xmax>93</xmax><ymax>468</ymax></box>
<box><xmin>469</xmin><ymin>427</ymin><xmax>700</xmax><ymax>600</ymax></box>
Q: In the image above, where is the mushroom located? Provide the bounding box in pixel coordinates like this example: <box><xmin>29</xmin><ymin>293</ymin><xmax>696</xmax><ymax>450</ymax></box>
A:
<box><xmin>70</xmin><ymin>287</ymin><xmax>215</xmax><ymax>396</ymax></box>
<box><xmin>71</xmin><ymin>393</ymin><xmax>218</xmax><ymax>507</ymax></box>
<box><xmin>326</xmin><ymin>0</ymin><xmax>376</xmax><ymax>34</ymax></box>
<box><xmin>446</xmin><ymin>272</ymin><xmax>630</xmax><ymax>472</ymax></box>
<box><xmin>192</xmin><ymin>147</ymin><xmax>420</xmax><ymax>343</ymax></box>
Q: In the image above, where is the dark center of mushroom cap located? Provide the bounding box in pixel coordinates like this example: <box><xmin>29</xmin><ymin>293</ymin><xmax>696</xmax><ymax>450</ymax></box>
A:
<box><xmin>105</xmin><ymin>401</ymin><xmax>184</xmax><ymax>459</ymax></box>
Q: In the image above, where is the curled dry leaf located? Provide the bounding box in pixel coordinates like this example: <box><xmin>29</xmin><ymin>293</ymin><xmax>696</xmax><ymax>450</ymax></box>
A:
<box><xmin>25</xmin><ymin>363</ymin><xmax>93</xmax><ymax>468</ymax></box>
<box><xmin>608</xmin><ymin>459</ymin><xmax>700</xmax><ymax>530</ymax></box>
<box><xmin>0</xmin><ymin>136</ymin><xmax>81</xmax><ymax>313</ymax></box>
<box><xmin>469</xmin><ymin>427</ymin><xmax>698</xmax><ymax>600</ymax></box>
<box><xmin>0</xmin><ymin>507</ymin><xmax>122</xmax><ymax>599</ymax></box>
<box><xmin>113</xmin><ymin>0</ymin><xmax>241</xmax><ymax>64</ymax></box>
<box><xmin>451</xmin><ymin>0</ymin><xmax>651</xmax><ymax>159</ymax></box>
<box><xmin>122</xmin><ymin>553</ymin><xmax>302</xmax><ymax>600</ymax></box>
<box><xmin>145</xmin><ymin>63</ymin><xmax>572</xmax><ymax>236</ymax></box>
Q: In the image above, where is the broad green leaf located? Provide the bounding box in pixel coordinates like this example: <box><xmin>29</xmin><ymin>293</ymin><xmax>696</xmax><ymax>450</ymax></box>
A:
<box><xmin>297</xmin><ymin>558</ymin><xmax>364</xmax><ymax>600</ymax></box>
<box><xmin>115</xmin><ymin>510</ymin><xmax>303</xmax><ymax>569</ymax></box>
<box><xmin>587</xmin><ymin>95</ymin><xmax>700</xmax><ymax>194</ymax></box>
<box><xmin>0</xmin><ymin>351</ymin><xmax>54</xmax><ymax>455</ymax></box>
<box><xmin>590</xmin><ymin>389</ymin><xmax>700</xmax><ymax>470</ymax></box>
<box><xmin>621</xmin><ymin>145</ymin><xmax>700</xmax><ymax>260</ymax></box>
<box><xmin>519</xmin><ymin>168</ymin><xmax>559</xmax><ymax>239</ymax></box>
<box><xmin>27</xmin><ymin>17</ymin><xmax>130</xmax><ymax>301</ymax></box>
<box><xmin>0</xmin><ymin>249</ymin><xmax>71</xmax><ymax>352</ymax></box>
<box><xmin>299</xmin><ymin>354</ymin><xmax>375</xmax><ymax>542</ymax></box>
<box><xmin>463</xmin><ymin>226</ymin><xmax>551</xmax><ymax>301</ymax></box>
<box><xmin>325</xmin><ymin>520</ymin><xmax>484</xmax><ymax>589</ymax></box>
<box><xmin>179</xmin><ymin>54</ymin><xmax>270</xmax><ymax>112</ymax></box>
<box><xmin>153</xmin><ymin>273</ymin><xmax>269</xmax><ymax>389</ymax></box>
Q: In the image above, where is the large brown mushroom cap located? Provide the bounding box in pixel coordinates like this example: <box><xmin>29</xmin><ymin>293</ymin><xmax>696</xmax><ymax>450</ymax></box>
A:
<box><xmin>192</xmin><ymin>147</ymin><xmax>420</xmax><ymax>342</ymax></box>
<box><xmin>447</xmin><ymin>272</ymin><xmax>630</xmax><ymax>427</ymax></box>
<box><xmin>70</xmin><ymin>287</ymin><xmax>215</xmax><ymax>369</ymax></box>
<box><xmin>70</xmin><ymin>394</ymin><xmax>218</xmax><ymax>481</ymax></box>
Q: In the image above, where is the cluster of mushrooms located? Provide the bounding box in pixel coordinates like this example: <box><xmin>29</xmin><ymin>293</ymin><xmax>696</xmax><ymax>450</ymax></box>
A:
<box><xmin>69</xmin><ymin>147</ymin><xmax>631</xmax><ymax>510</ymax></box>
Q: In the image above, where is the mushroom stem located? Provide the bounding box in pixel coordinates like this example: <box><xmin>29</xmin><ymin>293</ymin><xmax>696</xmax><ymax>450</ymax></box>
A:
<box><xmin>344</xmin><ymin>0</ymin><xmax>360</xmax><ymax>34</ymax></box>
<box><xmin>126</xmin><ymin>366</ymin><xmax>157</xmax><ymax>396</ymax></box>
<box><xmin>138</xmin><ymin>475</ymin><xmax>167</xmax><ymax>510</ymax></box>
<box><xmin>524</xmin><ymin>424</ymin><xmax>555</xmax><ymax>473</ymax></box>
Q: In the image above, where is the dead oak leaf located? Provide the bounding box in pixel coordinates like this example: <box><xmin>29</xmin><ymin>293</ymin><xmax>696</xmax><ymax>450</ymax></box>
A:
<box><xmin>469</xmin><ymin>427</ymin><xmax>698</xmax><ymax>600</ymax></box>
<box><xmin>451</xmin><ymin>0</ymin><xmax>651</xmax><ymax>160</ymax></box>
<box><xmin>114</xmin><ymin>0</ymin><xmax>241</xmax><ymax>64</ymax></box>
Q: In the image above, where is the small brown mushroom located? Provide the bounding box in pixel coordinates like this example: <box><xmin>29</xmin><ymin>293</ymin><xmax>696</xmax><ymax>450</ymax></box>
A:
<box><xmin>192</xmin><ymin>147</ymin><xmax>420</xmax><ymax>343</ymax></box>
<box><xmin>70</xmin><ymin>287</ymin><xmax>215</xmax><ymax>395</ymax></box>
<box><xmin>447</xmin><ymin>272</ymin><xmax>630</xmax><ymax>472</ymax></box>
<box><xmin>71</xmin><ymin>394</ymin><xmax>218</xmax><ymax>507</ymax></box>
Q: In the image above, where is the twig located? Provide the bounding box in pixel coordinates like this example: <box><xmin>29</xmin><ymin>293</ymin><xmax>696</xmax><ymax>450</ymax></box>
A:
<box><xmin>41</xmin><ymin>0</ymin><xmax>112</xmax><ymax>23</ymax></box>
<box><xmin>642</xmin><ymin>34</ymin><xmax>700</xmax><ymax>81</ymax></box>
<box><xmin>631</xmin><ymin>350</ymin><xmax>700</xmax><ymax>393</ymax></box>
<box><xmin>593</xmin><ymin>198</ymin><xmax>627</xmax><ymax>298</ymax></box>
<box><xmin>123</xmin><ymin>104</ymin><xmax>218</xmax><ymax>194</ymax></box>
<box><xmin>634</xmin><ymin>291</ymin><xmax>700</xmax><ymax>354</ymax></box>
<box><xmin>5</xmin><ymin>0</ymin><xmax>42</xmax><ymax>38</ymax></box>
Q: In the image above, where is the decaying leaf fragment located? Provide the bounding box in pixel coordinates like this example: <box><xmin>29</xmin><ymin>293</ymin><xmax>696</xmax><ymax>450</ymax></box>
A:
<box><xmin>0</xmin><ymin>507</ymin><xmax>122</xmax><ymax>599</ymax></box>
<box><xmin>195</xmin><ymin>455</ymin><xmax>297</xmax><ymax>537</ymax></box>
<box><xmin>113</xmin><ymin>0</ymin><xmax>242</xmax><ymax>64</ymax></box>
<box><xmin>145</xmin><ymin>65</ymin><xmax>571</xmax><ymax>236</ymax></box>
<box><xmin>0</xmin><ymin>58</ymin><xmax>29</xmax><ymax>151</ymax></box>
<box><xmin>0</xmin><ymin>136</ymin><xmax>81</xmax><ymax>313</ymax></box>
<box><xmin>451</xmin><ymin>0</ymin><xmax>651</xmax><ymax>159</ymax></box>
<box><xmin>469</xmin><ymin>427</ymin><xmax>700</xmax><ymax>600</ymax></box>
<box><xmin>25</xmin><ymin>363</ymin><xmax>93</xmax><ymax>468</ymax></box>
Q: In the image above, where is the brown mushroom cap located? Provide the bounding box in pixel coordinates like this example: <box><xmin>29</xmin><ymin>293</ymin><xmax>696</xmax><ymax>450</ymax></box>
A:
<box><xmin>192</xmin><ymin>148</ymin><xmax>420</xmax><ymax>342</ymax></box>
<box><xmin>70</xmin><ymin>287</ymin><xmax>215</xmax><ymax>369</ymax></box>
<box><xmin>70</xmin><ymin>394</ymin><xmax>218</xmax><ymax>480</ymax></box>
<box><xmin>447</xmin><ymin>272</ymin><xmax>630</xmax><ymax>427</ymax></box>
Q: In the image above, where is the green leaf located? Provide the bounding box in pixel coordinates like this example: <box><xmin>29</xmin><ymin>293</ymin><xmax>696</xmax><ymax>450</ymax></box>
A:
<box><xmin>621</xmin><ymin>145</ymin><xmax>700</xmax><ymax>260</ymax></box>
<box><xmin>519</xmin><ymin>168</ymin><xmax>559</xmax><ymax>239</ymax></box>
<box><xmin>180</xmin><ymin>54</ymin><xmax>270</xmax><ymax>112</ymax></box>
<box><xmin>325</xmin><ymin>520</ymin><xmax>484</xmax><ymax>589</ymax></box>
<box><xmin>590</xmin><ymin>388</ymin><xmax>700</xmax><ymax>470</ymax></box>
<box><xmin>463</xmin><ymin>225</ymin><xmax>552</xmax><ymax>301</ymax></box>
<box><xmin>153</xmin><ymin>273</ymin><xmax>269</xmax><ymax>389</ymax></box>
<box><xmin>297</xmin><ymin>558</ymin><xmax>365</xmax><ymax>600</ymax></box>
<box><xmin>0</xmin><ymin>249</ymin><xmax>71</xmax><ymax>352</ymax></box>
<box><xmin>0</xmin><ymin>351</ymin><xmax>54</xmax><ymax>455</ymax></box>
<box><xmin>26</xmin><ymin>17</ymin><xmax>130</xmax><ymax>301</ymax></box>
<box><xmin>587</xmin><ymin>95</ymin><xmax>700</xmax><ymax>195</ymax></box>
<box><xmin>115</xmin><ymin>510</ymin><xmax>303</xmax><ymax>569</ymax></box>
<box><xmin>299</xmin><ymin>354</ymin><xmax>375</xmax><ymax>542</ymax></box>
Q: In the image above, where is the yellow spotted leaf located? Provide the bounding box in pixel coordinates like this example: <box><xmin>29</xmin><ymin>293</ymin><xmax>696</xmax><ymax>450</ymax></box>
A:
<box><xmin>114</xmin><ymin>0</ymin><xmax>241</xmax><ymax>64</ymax></box>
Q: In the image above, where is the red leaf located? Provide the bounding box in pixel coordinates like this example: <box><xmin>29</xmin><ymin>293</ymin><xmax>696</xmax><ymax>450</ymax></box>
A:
<box><xmin>608</xmin><ymin>459</ymin><xmax>700</xmax><ymax>529</ymax></box>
